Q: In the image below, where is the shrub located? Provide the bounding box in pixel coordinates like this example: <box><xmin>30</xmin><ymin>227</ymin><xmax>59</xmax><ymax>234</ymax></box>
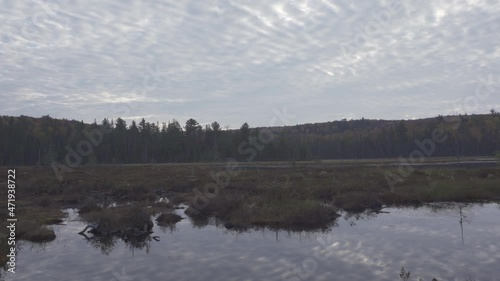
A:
<box><xmin>156</xmin><ymin>213</ymin><xmax>183</xmax><ymax>226</ymax></box>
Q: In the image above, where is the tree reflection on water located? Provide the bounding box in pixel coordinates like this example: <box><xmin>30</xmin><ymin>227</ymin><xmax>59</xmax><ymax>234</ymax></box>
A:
<box><xmin>79</xmin><ymin>230</ymin><xmax>161</xmax><ymax>255</ymax></box>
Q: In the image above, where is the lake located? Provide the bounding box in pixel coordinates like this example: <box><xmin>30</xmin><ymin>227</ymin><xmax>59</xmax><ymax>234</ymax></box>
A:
<box><xmin>2</xmin><ymin>203</ymin><xmax>499</xmax><ymax>281</ymax></box>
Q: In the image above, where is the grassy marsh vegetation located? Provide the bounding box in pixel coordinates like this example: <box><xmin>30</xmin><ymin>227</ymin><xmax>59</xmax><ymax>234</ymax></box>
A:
<box><xmin>0</xmin><ymin>162</ymin><xmax>499</xmax><ymax>266</ymax></box>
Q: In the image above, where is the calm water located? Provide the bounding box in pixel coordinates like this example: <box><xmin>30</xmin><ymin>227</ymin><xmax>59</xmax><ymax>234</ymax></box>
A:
<box><xmin>2</xmin><ymin>203</ymin><xmax>500</xmax><ymax>281</ymax></box>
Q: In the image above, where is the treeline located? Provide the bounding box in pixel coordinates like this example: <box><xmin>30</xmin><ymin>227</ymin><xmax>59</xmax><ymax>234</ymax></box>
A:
<box><xmin>0</xmin><ymin>112</ymin><xmax>499</xmax><ymax>166</ymax></box>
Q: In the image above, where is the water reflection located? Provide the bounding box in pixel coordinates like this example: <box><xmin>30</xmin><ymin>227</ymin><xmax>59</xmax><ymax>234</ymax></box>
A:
<box><xmin>458</xmin><ymin>204</ymin><xmax>472</xmax><ymax>246</ymax></box>
<box><xmin>187</xmin><ymin>213</ymin><xmax>338</xmax><ymax>235</ymax></box>
<box><xmin>342</xmin><ymin>209</ymin><xmax>379</xmax><ymax>226</ymax></box>
<box><xmin>398</xmin><ymin>266</ymin><xmax>477</xmax><ymax>281</ymax></box>
<box><xmin>427</xmin><ymin>203</ymin><xmax>475</xmax><ymax>246</ymax></box>
<box><xmin>3</xmin><ymin>203</ymin><xmax>500</xmax><ymax>281</ymax></box>
<box><xmin>79</xmin><ymin>232</ymin><xmax>118</xmax><ymax>255</ymax></box>
<box><xmin>78</xmin><ymin>213</ymin><xmax>165</xmax><ymax>255</ymax></box>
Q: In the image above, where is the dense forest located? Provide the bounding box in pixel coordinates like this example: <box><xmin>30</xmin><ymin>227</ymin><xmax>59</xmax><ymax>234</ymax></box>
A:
<box><xmin>0</xmin><ymin>111</ymin><xmax>499</xmax><ymax>166</ymax></box>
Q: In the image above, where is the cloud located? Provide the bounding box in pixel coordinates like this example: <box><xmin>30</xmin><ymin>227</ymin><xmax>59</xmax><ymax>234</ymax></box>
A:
<box><xmin>1</xmin><ymin>0</ymin><xmax>499</xmax><ymax>127</ymax></box>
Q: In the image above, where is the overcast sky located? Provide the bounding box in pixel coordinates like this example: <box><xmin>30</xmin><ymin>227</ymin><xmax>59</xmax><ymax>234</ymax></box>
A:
<box><xmin>1</xmin><ymin>0</ymin><xmax>499</xmax><ymax>128</ymax></box>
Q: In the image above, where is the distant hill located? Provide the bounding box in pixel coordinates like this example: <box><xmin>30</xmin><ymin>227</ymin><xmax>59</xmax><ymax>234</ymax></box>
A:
<box><xmin>0</xmin><ymin>113</ymin><xmax>499</xmax><ymax>166</ymax></box>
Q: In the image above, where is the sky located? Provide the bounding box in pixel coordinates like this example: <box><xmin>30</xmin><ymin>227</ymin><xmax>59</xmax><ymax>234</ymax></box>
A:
<box><xmin>1</xmin><ymin>0</ymin><xmax>499</xmax><ymax>128</ymax></box>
